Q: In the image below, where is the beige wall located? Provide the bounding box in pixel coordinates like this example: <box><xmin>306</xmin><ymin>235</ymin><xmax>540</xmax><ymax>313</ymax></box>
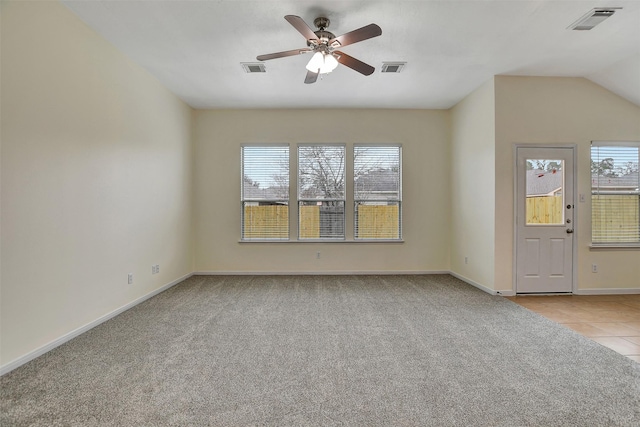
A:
<box><xmin>494</xmin><ymin>76</ymin><xmax>640</xmax><ymax>291</ymax></box>
<box><xmin>193</xmin><ymin>109</ymin><xmax>451</xmax><ymax>273</ymax></box>
<box><xmin>450</xmin><ymin>79</ymin><xmax>496</xmax><ymax>290</ymax></box>
<box><xmin>1</xmin><ymin>1</ymin><xmax>194</xmax><ymax>366</ymax></box>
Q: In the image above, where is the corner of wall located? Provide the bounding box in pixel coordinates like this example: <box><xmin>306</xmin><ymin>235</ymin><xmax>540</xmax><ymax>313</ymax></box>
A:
<box><xmin>449</xmin><ymin>78</ymin><xmax>497</xmax><ymax>291</ymax></box>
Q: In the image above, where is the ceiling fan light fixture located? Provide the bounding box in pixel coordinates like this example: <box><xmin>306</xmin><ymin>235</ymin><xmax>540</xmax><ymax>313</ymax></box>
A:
<box><xmin>305</xmin><ymin>51</ymin><xmax>339</xmax><ymax>74</ymax></box>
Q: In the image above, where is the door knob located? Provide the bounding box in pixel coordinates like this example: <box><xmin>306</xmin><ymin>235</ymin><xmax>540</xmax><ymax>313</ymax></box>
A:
<box><xmin>566</xmin><ymin>229</ymin><xmax>574</xmax><ymax>234</ymax></box>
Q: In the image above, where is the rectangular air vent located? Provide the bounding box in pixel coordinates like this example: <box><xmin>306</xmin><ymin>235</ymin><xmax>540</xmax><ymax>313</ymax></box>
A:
<box><xmin>241</xmin><ymin>63</ymin><xmax>266</xmax><ymax>73</ymax></box>
<box><xmin>568</xmin><ymin>8</ymin><xmax>620</xmax><ymax>30</ymax></box>
<box><xmin>381</xmin><ymin>62</ymin><xmax>406</xmax><ymax>73</ymax></box>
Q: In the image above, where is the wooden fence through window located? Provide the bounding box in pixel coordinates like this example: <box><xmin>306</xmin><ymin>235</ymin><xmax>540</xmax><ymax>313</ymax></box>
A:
<box><xmin>526</xmin><ymin>195</ymin><xmax>563</xmax><ymax>224</ymax></box>
<box><xmin>243</xmin><ymin>205</ymin><xmax>288</xmax><ymax>239</ymax></box>
<box><xmin>592</xmin><ymin>195</ymin><xmax>640</xmax><ymax>242</ymax></box>
<box><xmin>526</xmin><ymin>195</ymin><xmax>639</xmax><ymax>242</ymax></box>
<box><xmin>244</xmin><ymin>205</ymin><xmax>400</xmax><ymax>239</ymax></box>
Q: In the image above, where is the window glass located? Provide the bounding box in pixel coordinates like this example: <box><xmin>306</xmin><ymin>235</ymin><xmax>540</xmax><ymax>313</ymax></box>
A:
<box><xmin>354</xmin><ymin>145</ymin><xmax>402</xmax><ymax>239</ymax></box>
<box><xmin>298</xmin><ymin>145</ymin><xmax>345</xmax><ymax>239</ymax></box>
<box><xmin>525</xmin><ymin>159</ymin><xmax>564</xmax><ymax>225</ymax></box>
<box><xmin>241</xmin><ymin>145</ymin><xmax>289</xmax><ymax>240</ymax></box>
<box><xmin>591</xmin><ymin>143</ymin><xmax>640</xmax><ymax>244</ymax></box>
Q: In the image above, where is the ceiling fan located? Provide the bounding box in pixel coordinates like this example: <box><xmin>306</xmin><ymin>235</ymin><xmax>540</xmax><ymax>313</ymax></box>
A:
<box><xmin>256</xmin><ymin>15</ymin><xmax>382</xmax><ymax>84</ymax></box>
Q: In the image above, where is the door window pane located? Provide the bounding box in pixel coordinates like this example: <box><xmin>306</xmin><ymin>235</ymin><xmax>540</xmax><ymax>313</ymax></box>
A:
<box><xmin>525</xmin><ymin>159</ymin><xmax>564</xmax><ymax>225</ymax></box>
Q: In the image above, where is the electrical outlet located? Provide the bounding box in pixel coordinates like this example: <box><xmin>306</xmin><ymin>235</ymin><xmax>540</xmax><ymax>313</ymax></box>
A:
<box><xmin>155</xmin><ymin>264</ymin><xmax>159</xmax><ymax>274</ymax></box>
<box><xmin>152</xmin><ymin>264</ymin><xmax>160</xmax><ymax>274</ymax></box>
<box><xmin>128</xmin><ymin>273</ymin><xmax>133</xmax><ymax>284</ymax></box>
<box><xmin>592</xmin><ymin>264</ymin><xmax>598</xmax><ymax>273</ymax></box>
<box><xmin>464</xmin><ymin>256</ymin><xmax>468</xmax><ymax>265</ymax></box>
<box><xmin>316</xmin><ymin>251</ymin><xmax>321</xmax><ymax>259</ymax></box>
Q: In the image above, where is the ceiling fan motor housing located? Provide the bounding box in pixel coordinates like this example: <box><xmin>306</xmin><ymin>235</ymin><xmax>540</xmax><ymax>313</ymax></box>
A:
<box><xmin>308</xmin><ymin>17</ymin><xmax>336</xmax><ymax>48</ymax></box>
<box><xmin>308</xmin><ymin>30</ymin><xmax>336</xmax><ymax>47</ymax></box>
<box><xmin>313</xmin><ymin>17</ymin><xmax>330</xmax><ymax>30</ymax></box>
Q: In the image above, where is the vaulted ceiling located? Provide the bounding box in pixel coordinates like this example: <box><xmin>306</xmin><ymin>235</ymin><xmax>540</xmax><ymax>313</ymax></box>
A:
<box><xmin>61</xmin><ymin>0</ymin><xmax>640</xmax><ymax>109</ymax></box>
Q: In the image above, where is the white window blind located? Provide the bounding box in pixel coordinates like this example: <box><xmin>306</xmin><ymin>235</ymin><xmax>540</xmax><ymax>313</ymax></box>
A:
<box><xmin>241</xmin><ymin>145</ymin><xmax>289</xmax><ymax>240</ymax></box>
<box><xmin>297</xmin><ymin>145</ymin><xmax>345</xmax><ymax>239</ymax></box>
<box><xmin>591</xmin><ymin>142</ymin><xmax>640</xmax><ymax>245</ymax></box>
<box><xmin>354</xmin><ymin>145</ymin><xmax>402</xmax><ymax>240</ymax></box>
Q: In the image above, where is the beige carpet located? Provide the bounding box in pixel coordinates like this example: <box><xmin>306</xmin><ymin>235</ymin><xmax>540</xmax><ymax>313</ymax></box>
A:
<box><xmin>1</xmin><ymin>274</ymin><xmax>639</xmax><ymax>426</ymax></box>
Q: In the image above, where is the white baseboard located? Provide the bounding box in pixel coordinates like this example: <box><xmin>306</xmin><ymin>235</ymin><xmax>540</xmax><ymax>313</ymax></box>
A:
<box><xmin>574</xmin><ymin>288</ymin><xmax>640</xmax><ymax>295</ymax></box>
<box><xmin>496</xmin><ymin>289</ymin><xmax>516</xmax><ymax>296</ymax></box>
<box><xmin>0</xmin><ymin>273</ymin><xmax>193</xmax><ymax>376</ymax></box>
<box><xmin>194</xmin><ymin>270</ymin><xmax>449</xmax><ymax>275</ymax></box>
<box><xmin>448</xmin><ymin>272</ymin><xmax>515</xmax><ymax>296</ymax></box>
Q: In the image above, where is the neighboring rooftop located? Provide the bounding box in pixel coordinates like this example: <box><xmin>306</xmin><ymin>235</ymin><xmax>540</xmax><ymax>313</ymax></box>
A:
<box><xmin>592</xmin><ymin>172</ymin><xmax>639</xmax><ymax>191</ymax></box>
<box><xmin>527</xmin><ymin>170</ymin><xmax>563</xmax><ymax>197</ymax></box>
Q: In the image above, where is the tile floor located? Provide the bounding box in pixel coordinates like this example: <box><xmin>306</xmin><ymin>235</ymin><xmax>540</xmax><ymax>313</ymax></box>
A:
<box><xmin>506</xmin><ymin>294</ymin><xmax>640</xmax><ymax>363</ymax></box>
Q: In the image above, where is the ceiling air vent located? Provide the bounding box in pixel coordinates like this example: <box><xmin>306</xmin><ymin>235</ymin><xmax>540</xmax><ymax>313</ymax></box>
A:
<box><xmin>241</xmin><ymin>63</ymin><xmax>266</xmax><ymax>73</ymax></box>
<box><xmin>568</xmin><ymin>8</ymin><xmax>620</xmax><ymax>30</ymax></box>
<box><xmin>381</xmin><ymin>62</ymin><xmax>406</xmax><ymax>73</ymax></box>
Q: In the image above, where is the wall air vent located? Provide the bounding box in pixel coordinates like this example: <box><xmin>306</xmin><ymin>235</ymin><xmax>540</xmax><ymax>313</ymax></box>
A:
<box><xmin>568</xmin><ymin>8</ymin><xmax>620</xmax><ymax>30</ymax></box>
<box><xmin>381</xmin><ymin>62</ymin><xmax>406</xmax><ymax>73</ymax></box>
<box><xmin>241</xmin><ymin>63</ymin><xmax>266</xmax><ymax>73</ymax></box>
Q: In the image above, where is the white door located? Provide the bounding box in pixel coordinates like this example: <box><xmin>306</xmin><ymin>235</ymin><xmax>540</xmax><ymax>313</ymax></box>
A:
<box><xmin>516</xmin><ymin>147</ymin><xmax>575</xmax><ymax>293</ymax></box>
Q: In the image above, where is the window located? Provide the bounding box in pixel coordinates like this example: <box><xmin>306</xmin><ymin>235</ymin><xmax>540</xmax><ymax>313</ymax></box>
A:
<box><xmin>241</xmin><ymin>145</ymin><xmax>289</xmax><ymax>240</ymax></box>
<box><xmin>354</xmin><ymin>145</ymin><xmax>402</xmax><ymax>239</ymax></box>
<box><xmin>298</xmin><ymin>145</ymin><xmax>345</xmax><ymax>239</ymax></box>
<box><xmin>591</xmin><ymin>142</ymin><xmax>640</xmax><ymax>246</ymax></box>
<box><xmin>240</xmin><ymin>143</ymin><xmax>403</xmax><ymax>242</ymax></box>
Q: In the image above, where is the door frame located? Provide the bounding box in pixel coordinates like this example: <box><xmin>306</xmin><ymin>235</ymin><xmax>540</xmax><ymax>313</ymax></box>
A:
<box><xmin>512</xmin><ymin>143</ymin><xmax>578</xmax><ymax>294</ymax></box>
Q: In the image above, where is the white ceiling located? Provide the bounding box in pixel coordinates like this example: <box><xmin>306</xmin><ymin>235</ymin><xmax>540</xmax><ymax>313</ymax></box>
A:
<box><xmin>61</xmin><ymin>0</ymin><xmax>640</xmax><ymax>109</ymax></box>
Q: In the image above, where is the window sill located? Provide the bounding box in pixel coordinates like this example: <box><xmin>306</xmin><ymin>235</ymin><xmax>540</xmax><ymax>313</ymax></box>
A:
<box><xmin>589</xmin><ymin>244</ymin><xmax>640</xmax><ymax>250</ymax></box>
<box><xmin>239</xmin><ymin>239</ymin><xmax>405</xmax><ymax>244</ymax></box>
